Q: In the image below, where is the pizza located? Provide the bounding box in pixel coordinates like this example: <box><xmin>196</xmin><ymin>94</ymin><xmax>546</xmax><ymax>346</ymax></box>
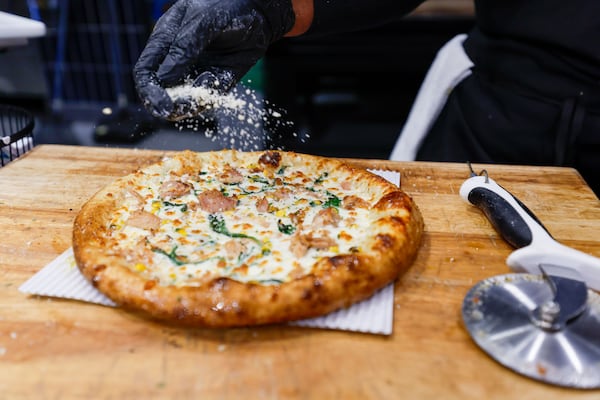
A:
<box><xmin>72</xmin><ymin>150</ymin><xmax>424</xmax><ymax>327</ymax></box>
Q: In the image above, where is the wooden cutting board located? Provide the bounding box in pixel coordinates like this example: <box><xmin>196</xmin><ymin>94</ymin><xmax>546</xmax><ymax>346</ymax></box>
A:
<box><xmin>0</xmin><ymin>145</ymin><xmax>599</xmax><ymax>399</ymax></box>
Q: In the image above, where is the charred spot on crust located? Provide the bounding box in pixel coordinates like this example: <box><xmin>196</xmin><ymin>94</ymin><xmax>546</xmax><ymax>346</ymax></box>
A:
<box><xmin>301</xmin><ymin>288</ymin><xmax>314</xmax><ymax>300</ymax></box>
<box><xmin>375</xmin><ymin>233</ymin><xmax>394</xmax><ymax>249</ymax></box>
<box><xmin>89</xmin><ymin>265</ymin><xmax>107</xmax><ymax>287</ymax></box>
<box><xmin>330</xmin><ymin>255</ymin><xmax>359</xmax><ymax>270</ymax></box>
<box><xmin>94</xmin><ymin>264</ymin><xmax>107</xmax><ymax>272</ymax></box>
<box><xmin>258</xmin><ymin>151</ymin><xmax>281</xmax><ymax>168</ymax></box>
<box><xmin>301</xmin><ymin>276</ymin><xmax>325</xmax><ymax>300</ymax></box>
<box><xmin>390</xmin><ymin>216</ymin><xmax>407</xmax><ymax>226</ymax></box>
<box><xmin>144</xmin><ymin>280</ymin><xmax>157</xmax><ymax>290</ymax></box>
<box><xmin>173</xmin><ymin>305</ymin><xmax>189</xmax><ymax>320</ymax></box>
<box><xmin>234</xmin><ymin>307</ymin><xmax>247</xmax><ymax>318</ymax></box>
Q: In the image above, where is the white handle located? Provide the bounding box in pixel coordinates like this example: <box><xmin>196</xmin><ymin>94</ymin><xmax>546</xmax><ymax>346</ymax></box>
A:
<box><xmin>460</xmin><ymin>175</ymin><xmax>600</xmax><ymax>291</ymax></box>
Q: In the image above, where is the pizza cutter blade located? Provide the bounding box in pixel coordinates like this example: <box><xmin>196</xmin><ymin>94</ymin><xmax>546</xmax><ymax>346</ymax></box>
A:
<box><xmin>462</xmin><ymin>266</ymin><xmax>600</xmax><ymax>388</ymax></box>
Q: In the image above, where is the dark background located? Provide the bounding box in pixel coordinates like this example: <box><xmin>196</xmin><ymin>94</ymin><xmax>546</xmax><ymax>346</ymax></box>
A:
<box><xmin>0</xmin><ymin>0</ymin><xmax>474</xmax><ymax>160</ymax></box>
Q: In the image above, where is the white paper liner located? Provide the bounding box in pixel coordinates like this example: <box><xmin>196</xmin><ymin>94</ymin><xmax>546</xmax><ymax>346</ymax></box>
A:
<box><xmin>19</xmin><ymin>169</ymin><xmax>400</xmax><ymax>335</ymax></box>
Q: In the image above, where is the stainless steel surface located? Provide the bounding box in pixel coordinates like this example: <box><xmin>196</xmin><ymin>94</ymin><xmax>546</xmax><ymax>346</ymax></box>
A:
<box><xmin>462</xmin><ymin>273</ymin><xmax>600</xmax><ymax>389</ymax></box>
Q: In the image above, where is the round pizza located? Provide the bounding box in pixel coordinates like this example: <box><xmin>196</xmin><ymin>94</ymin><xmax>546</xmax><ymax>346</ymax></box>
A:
<box><xmin>73</xmin><ymin>150</ymin><xmax>424</xmax><ymax>327</ymax></box>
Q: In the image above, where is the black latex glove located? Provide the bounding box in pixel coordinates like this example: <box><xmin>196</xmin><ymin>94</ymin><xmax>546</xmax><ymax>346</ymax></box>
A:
<box><xmin>134</xmin><ymin>0</ymin><xmax>295</xmax><ymax>120</ymax></box>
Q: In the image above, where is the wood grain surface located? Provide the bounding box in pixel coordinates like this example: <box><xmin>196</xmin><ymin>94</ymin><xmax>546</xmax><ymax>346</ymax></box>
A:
<box><xmin>0</xmin><ymin>145</ymin><xmax>599</xmax><ymax>399</ymax></box>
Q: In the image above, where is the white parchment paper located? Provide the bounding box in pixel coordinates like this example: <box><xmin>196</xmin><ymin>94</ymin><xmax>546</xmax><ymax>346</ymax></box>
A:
<box><xmin>20</xmin><ymin>170</ymin><xmax>400</xmax><ymax>335</ymax></box>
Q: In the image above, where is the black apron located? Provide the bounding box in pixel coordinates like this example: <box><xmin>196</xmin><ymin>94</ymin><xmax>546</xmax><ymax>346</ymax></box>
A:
<box><xmin>417</xmin><ymin>0</ymin><xmax>600</xmax><ymax>196</ymax></box>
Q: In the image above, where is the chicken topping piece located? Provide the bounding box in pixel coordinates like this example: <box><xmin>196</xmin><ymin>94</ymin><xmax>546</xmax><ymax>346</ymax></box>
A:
<box><xmin>312</xmin><ymin>207</ymin><xmax>341</xmax><ymax>228</ymax></box>
<box><xmin>289</xmin><ymin>208</ymin><xmax>307</xmax><ymax>226</ymax></box>
<box><xmin>289</xmin><ymin>232</ymin><xmax>337</xmax><ymax>258</ymax></box>
<box><xmin>219</xmin><ymin>166</ymin><xmax>244</xmax><ymax>184</ymax></box>
<box><xmin>127</xmin><ymin>210</ymin><xmax>161</xmax><ymax>231</ymax></box>
<box><xmin>271</xmin><ymin>187</ymin><xmax>292</xmax><ymax>201</ymax></box>
<box><xmin>258</xmin><ymin>151</ymin><xmax>281</xmax><ymax>168</ymax></box>
<box><xmin>197</xmin><ymin>189</ymin><xmax>237</xmax><ymax>213</ymax></box>
<box><xmin>255</xmin><ymin>196</ymin><xmax>269</xmax><ymax>213</ymax></box>
<box><xmin>343</xmin><ymin>195</ymin><xmax>370</xmax><ymax>210</ymax></box>
<box><xmin>159</xmin><ymin>180</ymin><xmax>192</xmax><ymax>199</ymax></box>
<box><xmin>224</xmin><ymin>239</ymin><xmax>250</xmax><ymax>261</ymax></box>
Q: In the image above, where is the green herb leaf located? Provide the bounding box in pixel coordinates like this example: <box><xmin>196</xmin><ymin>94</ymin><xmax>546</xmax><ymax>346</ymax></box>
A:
<box><xmin>225</xmin><ymin>182</ymin><xmax>270</xmax><ymax>195</ymax></box>
<box><xmin>249</xmin><ymin>175</ymin><xmax>270</xmax><ymax>185</ymax></box>
<box><xmin>323</xmin><ymin>193</ymin><xmax>341</xmax><ymax>208</ymax></box>
<box><xmin>208</xmin><ymin>214</ymin><xmax>261</xmax><ymax>244</ymax></box>
<box><xmin>152</xmin><ymin>246</ymin><xmax>221</xmax><ymax>266</ymax></box>
<box><xmin>277</xmin><ymin>219</ymin><xmax>296</xmax><ymax>235</ymax></box>
<box><xmin>310</xmin><ymin>193</ymin><xmax>342</xmax><ymax>208</ymax></box>
<box><xmin>152</xmin><ymin>246</ymin><xmax>185</xmax><ymax>265</ymax></box>
<box><xmin>163</xmin><ymin>201</ymin><xmax>188</xmax><ymax>212</ymax></box>
<box><xmin>256</xmin><ymin>279</ymin><xmax>284</xmax><ymax>285</ymax></box>
<box><xmin>314</xmin><ymin>172</ymin><xmax>329</xmax><ymax>184</ymax></box>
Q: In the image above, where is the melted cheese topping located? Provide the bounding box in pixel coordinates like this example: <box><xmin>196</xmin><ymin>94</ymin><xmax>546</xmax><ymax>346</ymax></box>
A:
<box><xmin>107</xmin><ymin>155</ymin><xmax>381</xmax><ymax>287</ymax></box>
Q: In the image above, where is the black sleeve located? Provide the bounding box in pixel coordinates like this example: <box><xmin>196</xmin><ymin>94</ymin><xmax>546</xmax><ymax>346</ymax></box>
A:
<box><xmin>306</xmin><ymin>0</ymin><xmax>427</xmax><ymax>36</ymax></box>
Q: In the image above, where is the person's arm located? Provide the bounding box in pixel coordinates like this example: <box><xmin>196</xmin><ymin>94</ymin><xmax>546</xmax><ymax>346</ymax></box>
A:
<box><xmin>134</xmin><ymin>0</ymin><xmax>426</xmax><ymax>121</ymax></box>
<box><xmin>285</xmin><ymin>0</ymin><xmax>313</xmax><ymax>36</ymax></box>
<box><xmin>286</xmin><ymin>0</ymin><xmax>427</xmax><ymax>37</ymax></box>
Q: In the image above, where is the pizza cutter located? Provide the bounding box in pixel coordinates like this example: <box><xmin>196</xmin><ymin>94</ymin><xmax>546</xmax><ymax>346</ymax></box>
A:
<box><xmin>458</xmin><ymin>164</ymin><xmax>600</xmax><ymax>388</ymax></box>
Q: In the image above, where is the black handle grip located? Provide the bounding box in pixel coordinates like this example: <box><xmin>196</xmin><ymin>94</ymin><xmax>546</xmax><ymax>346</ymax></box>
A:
<box><xmin>467</xmin><ymin>187</ymin><xmax>533</xmax><ymax>248</ymax></box>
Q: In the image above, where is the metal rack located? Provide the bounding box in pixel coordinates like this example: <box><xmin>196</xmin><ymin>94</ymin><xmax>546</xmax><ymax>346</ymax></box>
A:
<box><xmin>29</xmin><ymin>0</ymin><xmax>152</xmax><ymax>112</ymax></box>
<box><xmin>23</xmin><ymin>0</ymin><xmax>165</xmax><ymax>143</ymax></box>
<box><xmin>0</xmin><ymin>105</ymin><xmax>34</xmax><ymax>166</ymax></box>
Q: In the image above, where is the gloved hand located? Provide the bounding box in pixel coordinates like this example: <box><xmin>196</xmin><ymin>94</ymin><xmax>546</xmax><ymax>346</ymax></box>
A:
<box><xmin>134</xmin><ymin>0</ymin><xmax>295</xmax><ymax>120</ymax></box>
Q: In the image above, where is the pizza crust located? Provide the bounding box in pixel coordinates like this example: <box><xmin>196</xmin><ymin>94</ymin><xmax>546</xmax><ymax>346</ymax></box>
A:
<box><xmin>73</xmin><ymin>150</ymin><xmax>423</xmax><ymax>327</ymax></box>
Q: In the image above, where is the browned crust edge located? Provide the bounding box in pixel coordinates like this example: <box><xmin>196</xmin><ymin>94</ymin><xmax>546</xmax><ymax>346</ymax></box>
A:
<box><xmin>72</xmin><ymin>150</ymin><xmax>424</xmax><ymax>327</ymax></box>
